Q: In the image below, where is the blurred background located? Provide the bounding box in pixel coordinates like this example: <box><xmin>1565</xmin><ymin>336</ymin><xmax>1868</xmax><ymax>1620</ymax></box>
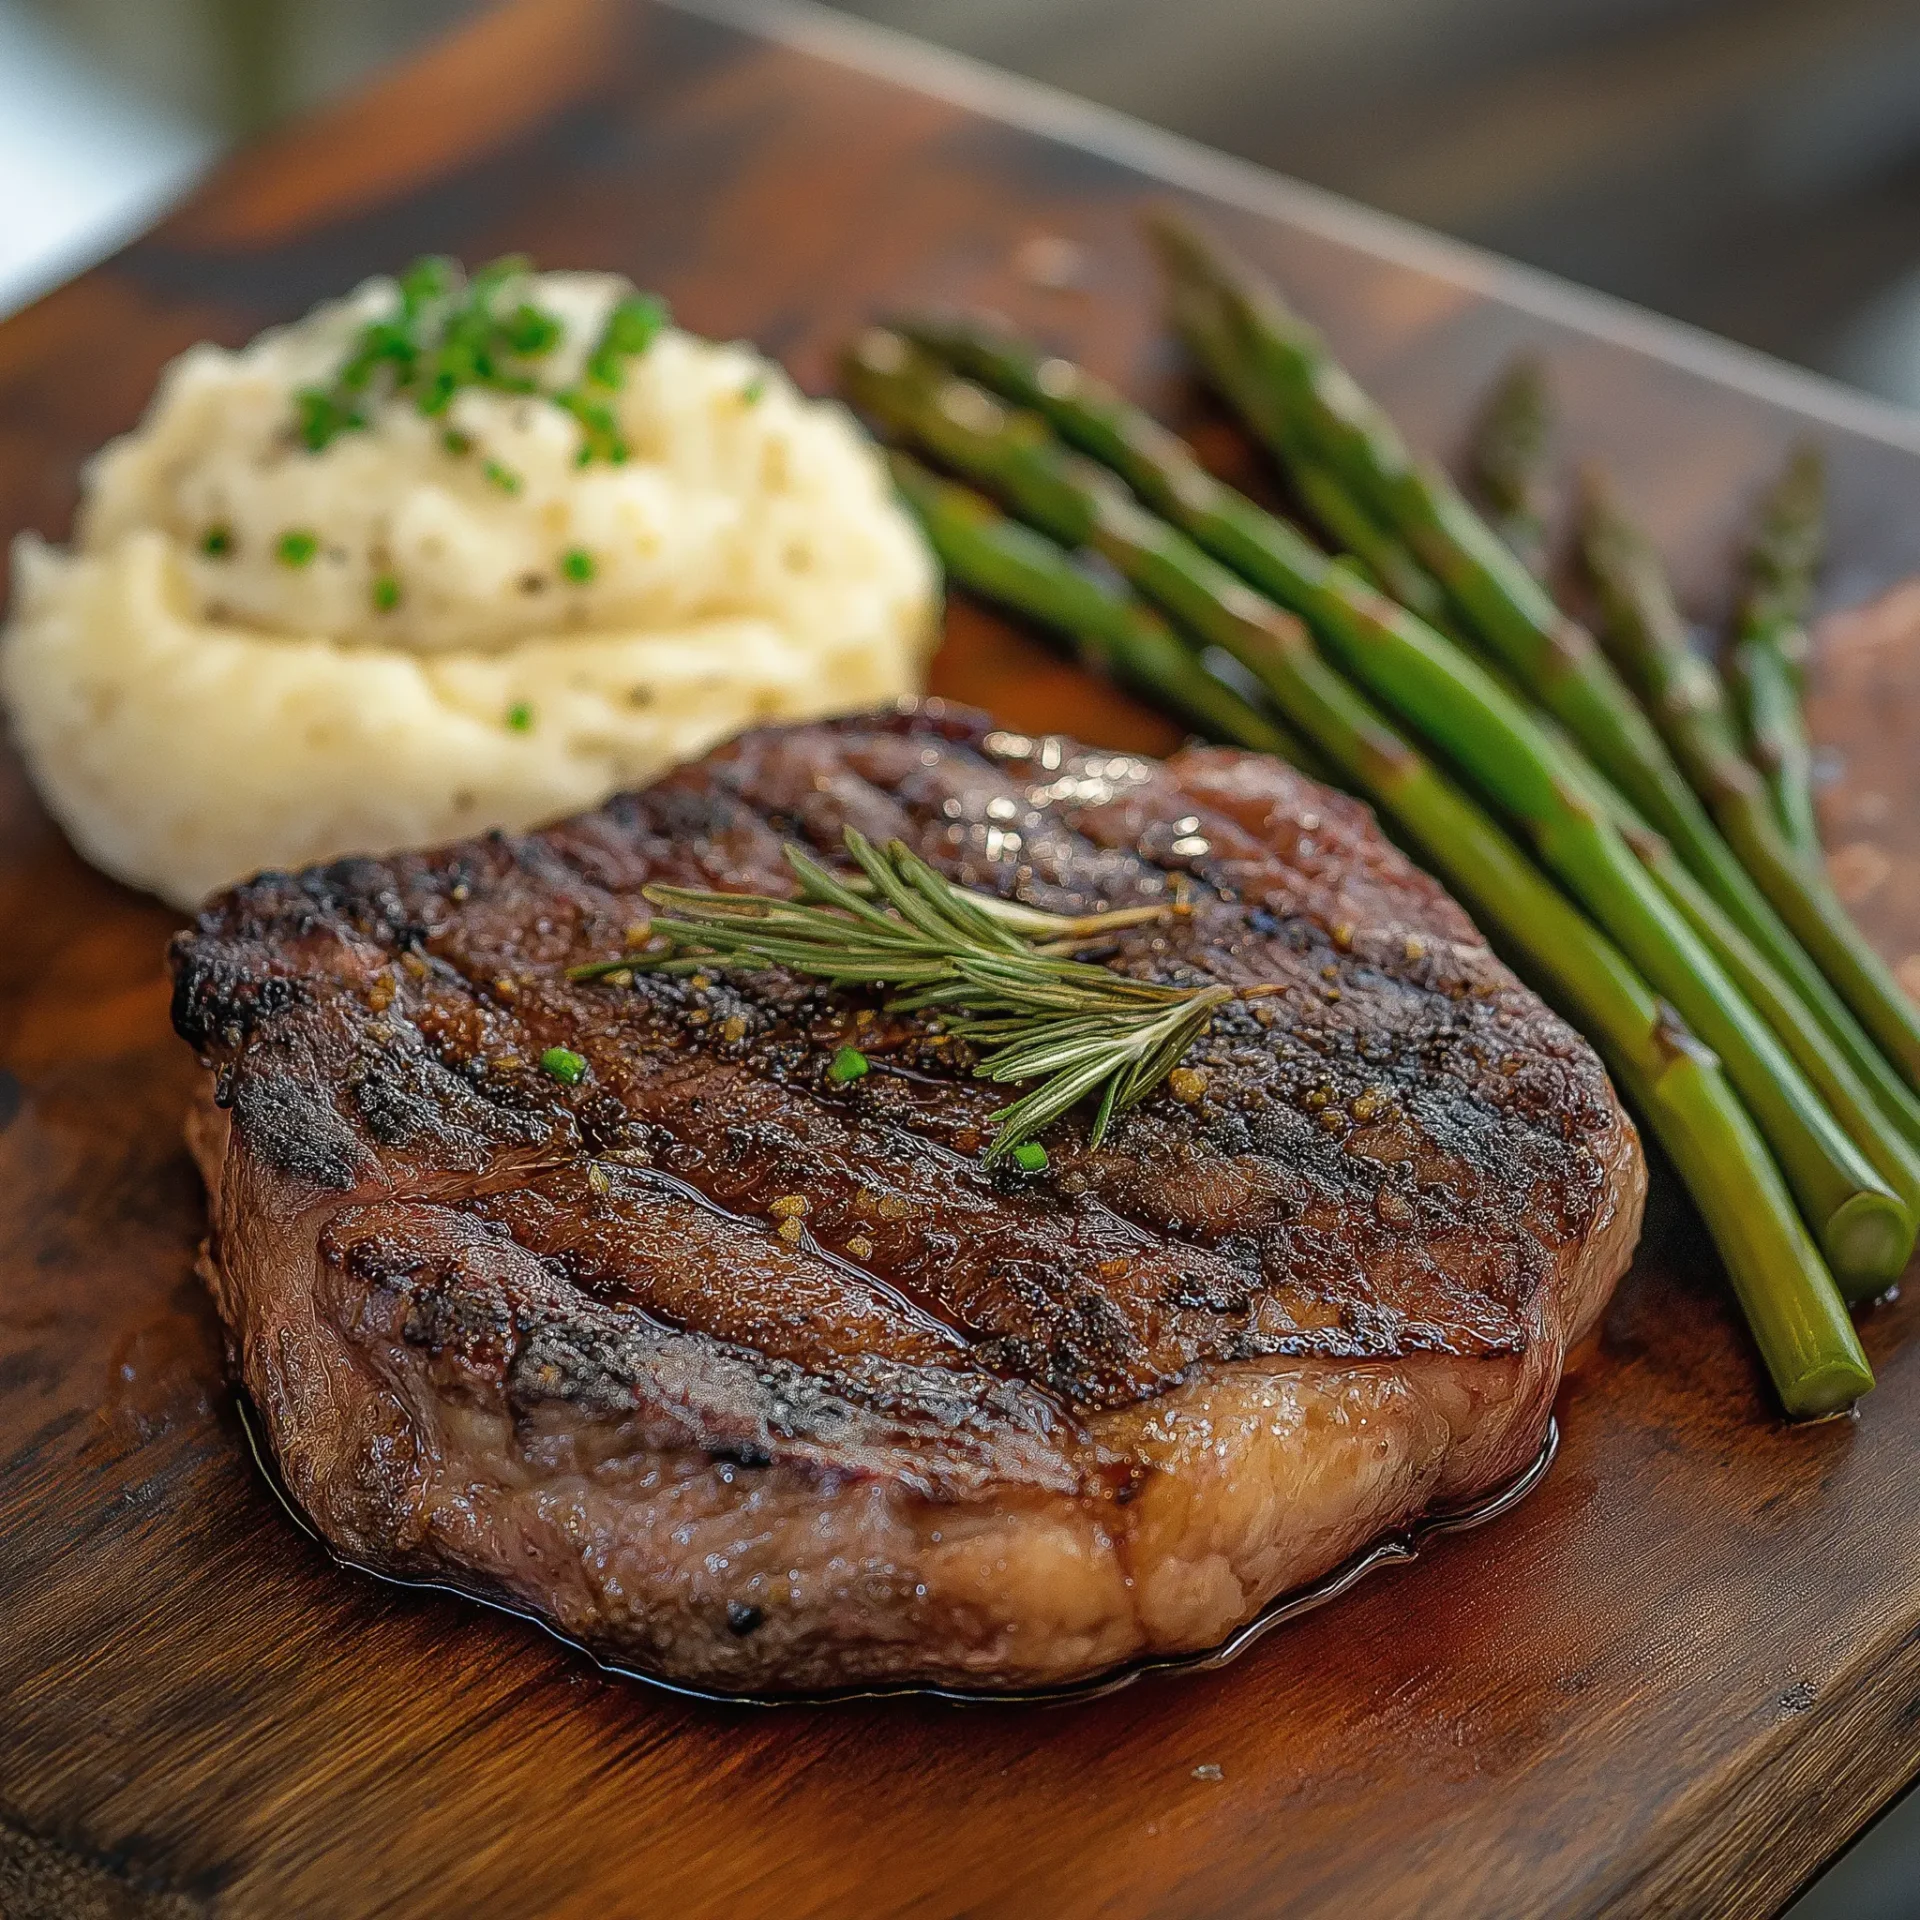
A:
<box><xmin>1</xmin><ymin>0</ymin><xmax>1918</xmax><ymax>1911</ymax></box>
<box><xmin>8</xmin><ymin>0</ymin><xmax>1920</xmax><ymax>408</ymax></box>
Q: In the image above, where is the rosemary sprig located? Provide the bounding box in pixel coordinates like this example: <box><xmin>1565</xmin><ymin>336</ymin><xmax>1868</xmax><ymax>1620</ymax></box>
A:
<box><xmin>568</xmin><ymin>829</ymin><xmax>1252</xmax><ymax>1160</ymax></box>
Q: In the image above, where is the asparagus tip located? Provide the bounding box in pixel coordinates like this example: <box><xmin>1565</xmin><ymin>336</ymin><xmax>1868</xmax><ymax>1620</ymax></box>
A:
<box><xmin>1467</xmin><ymin>352</ymin><xmax>1552</xmax><ymax>508</ymax></box>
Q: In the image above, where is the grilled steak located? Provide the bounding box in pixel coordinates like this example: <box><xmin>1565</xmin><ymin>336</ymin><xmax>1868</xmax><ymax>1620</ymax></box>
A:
<box><xmin>171</xmin><ymin>702</ymin><xmax>1643</xmax><ymax>1694</ymax></box>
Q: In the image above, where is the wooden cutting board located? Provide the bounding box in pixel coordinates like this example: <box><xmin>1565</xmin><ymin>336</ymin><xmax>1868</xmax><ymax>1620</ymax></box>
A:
<box><xmin>6</xmin><ymin>2</ymin><xmax>1920</xmax><ymax>1914</ymax></box>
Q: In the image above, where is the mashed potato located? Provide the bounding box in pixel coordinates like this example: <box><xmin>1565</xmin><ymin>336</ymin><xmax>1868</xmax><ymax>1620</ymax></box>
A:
<box><xmin>1</xmin><ymin>269</ymin><xmax>938</xmax><ymax>908</ymax></box>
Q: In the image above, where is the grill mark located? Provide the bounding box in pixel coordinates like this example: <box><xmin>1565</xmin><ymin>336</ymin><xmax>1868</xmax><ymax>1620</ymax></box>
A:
<box><xmin>321</xmin><ymin>1196</ymin><xmax>1085</xmax><ymax>1492</ymax></box>
<box><xmin>594</xmin><ymin>1155</ymin><xmax>973</xmax><ymax>1353</ymax></box>
<box><xmin>462</xmin><ymin>1170</ymin><xmax>968</xmax><ymax>1371</ymax></box>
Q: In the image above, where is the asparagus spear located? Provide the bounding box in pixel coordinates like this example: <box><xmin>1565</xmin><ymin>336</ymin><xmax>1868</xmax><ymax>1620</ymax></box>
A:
<box><xmin>1731</xmin><ymin>640</ymin><xmax>1819</xmax><ymax>860</ymax></box>
<box><xmin>1438</xmin><ymin>630</ymin><xmax>1920</xmax><ymax>1210</ymax></box>
<box><xmin>899</xmin><ymin>312</ymin><xmax>1920</xmax><ymax>1167</ymax></box>
<box><xmin>1288</xmin><ymin>451</ymin><xmax>1455</xmax><ymax>624</ymax></box>
<box><xmin>885</xmin><ymin>449</ymin><xmax>1870</xmax><ymax>1413</ymax></box>
<box><xmin>839</xmin><ymin>333</ymin><xmax>1914</xmax><ymax>1296</ymax></box>
<box><xmin>901</xmin><ymin>313</ymin><xmax>1453</xmax><ymax>630</ymax></box>
<box><xmin>1578</xmin><ymin>471</ymin><xmax>1920</xmax><ymax>1097</ymax></box>
<box><xmin>1559</xmin><ymin>732</ymin><xmax>1920</xmax><ymax>1222</ymax></box>
<box><xmin>1467</xmin><ymin>352</ymin><xmax>1554</xmax><ymax>578</ymax></box>
<box><xmin>884</xmin><ymin>450</ymin><xmax>1314</xmax><ymax>768</ymax></box>
<box><xmin>1728</xmin><ymin>445</ymin><xmax>1825</xmax><ymax>858</ymax></box>
<box><xmin>1144</xmin><ymin>212</ymin><xmax>1830</xmax><ymax>1007</ymax></box>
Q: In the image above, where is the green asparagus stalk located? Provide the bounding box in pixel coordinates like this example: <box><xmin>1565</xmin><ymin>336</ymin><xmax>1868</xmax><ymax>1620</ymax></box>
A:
<box><xmin>1294</xmin><ymin>468</ymin><xmax>1448</xmax><ymax>621</ymax></box>
<box><xmin>898</xmin><ymin>311</ymin><xmax>1920</xmax><ymax>1168</ymax></box>
<box><xmin>1730</xmin><ymin>638</ymin><xmax>1819</xmax><ymax>860</ymax></box>
<box><xmin>1276</xmin><ymin>434</ymin><xmax>1456</xmax><ymax>626</ymax></box>
<box><xmin>1579</xmin><ymin>471</ymin><xmax>1920</xmax><ymax>1096</ymax></box>
<box><xmin>1466</xmin><ymin>679</ymin><xmax>1920</xmax><ymax>1216</ymax></box>
<box><xmin>884</xmin><ymin>450</ymin><xmax>1313</xmax><ymax>767</ymax></box>
<box><xmin>1393</xmin><ymin>620</ymin><xmax>1920</xmax><ymax>1225</ymax></box>
<box><xmin>901</xmin><ymin>312</ymin><xmax>1452</xmax><ymax>630</ymax></box>
<box><xmin>1467</xmin><ymin>352</ymin><xmax>1553</xmax><ymax>577</ymax></box>
<box><xmin>1563</xmin><ymin>738</ymin><xmax>1920</xmax><ymax>1224</ymax></box>
<box><xmin>1728</xmin><ymin>444</ymin><xmax>1825</xmax><ymax>857</ymax></box>
<box><xmin>1145</xmin><ymin>212</ymin><xmax>1839</xmax><ymax>1009</ymax></box>
<box><xmin>840</xmin><ymin>332</ymin><xmax>1914</xmax><ymax>1296</ymax></box>
<box><xmin>883</xmin><ymin>447</ymin><xmax>1870</xmax><ymax>1412</ymax></box>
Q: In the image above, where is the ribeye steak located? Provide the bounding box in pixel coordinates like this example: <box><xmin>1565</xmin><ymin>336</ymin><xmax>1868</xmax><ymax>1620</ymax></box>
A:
<box><xmin>170</xmin><ymin>702</ymin><xmax>1643</xmax><ymax>1694</ymax></box>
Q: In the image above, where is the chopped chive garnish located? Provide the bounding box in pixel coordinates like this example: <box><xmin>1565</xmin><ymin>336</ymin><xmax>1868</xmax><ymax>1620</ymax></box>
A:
<box><xmin>291</xmin><ymin>256</ymin><xmax>666</xmax><ymax>464</ymax></box>
<box><xmin>827</xmin><ymin>1045</ymin><xmax>869</xmax><ymax>1082</ymax></box>
<box><xmin>560</xmin><ymin>547</ymin><xmax>596</xmax><ymax>584</ymax></box>
<box><xmin>200</xmin><ymin>525</ymin><xmax>233</xmax><ymax>558</ymax></box>
<box><xmin>441</xmin><ymin>428</ymin><xmax>472</xmax><ymax>456</ymax></box>
<box><xmin>555</xmin><ymin>292</ymin><xmax>667</xmax><ymax>460</ymax></box>
<box><xmin>505</xmin><ymin>701</ymin><xmax>534</xmax><ymax>732</ymax></box>
<box><xmin>371</xmin><ymin>573</ymin><xmax>401</xmax><ymax>611</ymax></box>
<box><xmin>501</xmin><ymin>302</ymin><xmax>562</xmax><ymax>356</ymax></box>
<box><xmin>741</xmin><ymin>374</ymin><xmax>767</xmax><ymax>405</ymax></box>
<box><xmin>585</xmin><ymin>293</ymin><xmax>668</xmax><ymax>387</ymax></box>
<box><xmin>482</xmin><ymin>458</ymin><xmax>521</xmax><ymax>494</ymax></box>
<box><xmin>276</xmin><ymin>530</ymin><xmax>318</xmax><ymax>568</ymax></box>
<box><xmin>294</xmin><ymin>388</ymin><xmax>364</xmax><ymax>450</ymax></box>
<box><xmin>555</xmin><ymin>388</ymin><xmax>626</xmax><ymax>465</ymax></box>
<box><xmin>398</xmin><ymin>254</ymin><xmax>456</xmax><ymax>317</ymax></box>
<box><xmin>1010</xmin><ymin>1141</ymin><xmax>1049</xmax><ymax>1172</ymax></box>
<box><xmin>539</xmin><ymin>1045</ymin><xmax>587</xmax><ymax>1085</ymax></box>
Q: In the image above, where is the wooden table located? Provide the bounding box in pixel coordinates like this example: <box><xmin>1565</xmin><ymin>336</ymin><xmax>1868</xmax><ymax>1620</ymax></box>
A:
<box><xmin>6</xmin><ymin>2</ymin><xmax>1920</xmax><ymax>1913</ymax></box>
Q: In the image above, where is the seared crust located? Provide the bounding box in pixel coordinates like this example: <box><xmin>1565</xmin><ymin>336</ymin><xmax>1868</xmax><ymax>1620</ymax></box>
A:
<box><xmin>172</xmin><ymin>702</ymin><xmax>1643</xmax><ymax>1692</ymax></box>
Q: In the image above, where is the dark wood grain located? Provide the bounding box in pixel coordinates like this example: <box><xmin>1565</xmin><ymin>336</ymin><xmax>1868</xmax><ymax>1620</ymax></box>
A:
<box><xmin>5</xmin><ymin>2</ymin><xmax>1920</xmax><ymax>1915</ymax></box>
